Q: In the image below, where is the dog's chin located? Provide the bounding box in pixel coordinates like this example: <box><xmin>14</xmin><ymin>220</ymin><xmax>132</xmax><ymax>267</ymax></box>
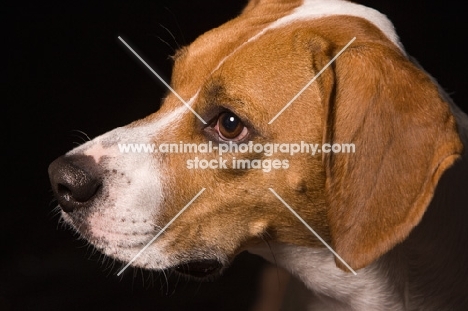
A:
<box><xmin>171</xmin><ymin>259</ymin><xmax>225</xmax><ymax>281</ymax></box>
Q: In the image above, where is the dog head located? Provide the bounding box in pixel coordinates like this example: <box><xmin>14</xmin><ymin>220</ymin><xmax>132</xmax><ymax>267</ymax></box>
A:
<box><xmin>49</xmin><ymin>0</ymin><xmax>462</xmax><ymax>277</ymax></box>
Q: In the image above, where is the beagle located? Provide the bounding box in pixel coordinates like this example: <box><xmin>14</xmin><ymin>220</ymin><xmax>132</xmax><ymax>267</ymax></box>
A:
<box><xmin>49</xmin><ymin>0</ymin><xmax>468</xmax><ymax>309</ymax></box>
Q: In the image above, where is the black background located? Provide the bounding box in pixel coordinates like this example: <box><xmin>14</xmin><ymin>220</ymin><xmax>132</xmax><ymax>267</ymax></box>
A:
<box><xmin>5</xmin><ymin>0</ymin><xmax>467</xmax><ymax>310</ymax></box>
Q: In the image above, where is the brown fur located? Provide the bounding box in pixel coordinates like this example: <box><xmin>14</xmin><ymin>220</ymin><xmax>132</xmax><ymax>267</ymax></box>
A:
<box><xmin>51</xmin><ymin>0</ymin><xmax>467</xmax><ymax>308</ymax></box>
<box><xmin>134</xmin><ymin>13</ymin><xmax>462</xmax><ymax>272</ymax></box>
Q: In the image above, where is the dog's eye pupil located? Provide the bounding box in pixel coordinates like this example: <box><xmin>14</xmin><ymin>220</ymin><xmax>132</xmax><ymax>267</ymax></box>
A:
<box><xmin>222</xmin><ymin>115</ymin><xmax>238</xmax><ymax>131</ymax></box>
<box><xmin>218</xmin><ymin>112</ymin><xmax>244</xmax><ymax>139</ymax></box>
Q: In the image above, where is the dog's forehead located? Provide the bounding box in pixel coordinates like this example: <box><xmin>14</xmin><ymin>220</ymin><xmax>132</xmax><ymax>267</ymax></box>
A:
<box><xmin>170</xmin><ymin>10</ymin><xmax>297</xmax><ymax>92</ymax></box>
<box><xmin>172</xmin><ymin>0</ymin><xmax>402</xmax><ymax>91</ymax></box>
<box><xmin>203</xmin><ymin>30</ymin><xmax>318</xmax><ymax>108</ymax></box>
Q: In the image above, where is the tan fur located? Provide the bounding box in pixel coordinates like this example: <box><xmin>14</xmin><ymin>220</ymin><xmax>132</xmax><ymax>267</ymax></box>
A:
<box><xmin>325</xmin><ymin>40</ymin><xmax>462</xmax><ymax>269</ymax></box>
<box><xmin>50</xmin><ymin>0</ymin><xmax>467</xmax><ymax>308</ymax></box>
<box><xmin>145</xmin><ymin>12</ymin><xmax>462</xmax><ymax>270</ymax></box>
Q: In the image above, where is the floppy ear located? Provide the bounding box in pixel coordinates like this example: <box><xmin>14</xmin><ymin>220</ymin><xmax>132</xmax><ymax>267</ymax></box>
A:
<box><xmin>324</xmin><ymin>42</ymin><xmax>463</xmax><ymax>270</ymax></box>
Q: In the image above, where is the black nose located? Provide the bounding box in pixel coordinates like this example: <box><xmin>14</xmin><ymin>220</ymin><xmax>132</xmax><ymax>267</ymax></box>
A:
<box><xmin>48</xmin><ymin>155</ymin><xmax>102</xmax><ymax>213</ymax></box>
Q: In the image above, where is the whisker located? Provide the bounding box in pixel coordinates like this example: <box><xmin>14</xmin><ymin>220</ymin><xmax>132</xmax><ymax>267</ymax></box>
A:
<box><xmin>159</xmin><ymin>23</ymin><xmax>181</xmax><ymax>50</ymax></box>
<box><xmin>156</xmin><ymin>36</ymin><xmax>176</xmax><ymax>54</ymax></box>
<box><xmin>163</xmin><ymin>7</ymin><xmax>187</xmax><ymax>46</ymax></box>
<box><xmin>263</xmin><ymin>238</ymin><xmax>283</xmax><ymax>292</ymax></box>
<box><xmin>72</xmin><ymin>129</ymin><xmax>92</xmax><ymax>142</ymax></box>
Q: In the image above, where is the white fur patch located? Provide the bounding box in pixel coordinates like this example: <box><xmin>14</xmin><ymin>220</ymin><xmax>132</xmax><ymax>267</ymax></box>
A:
<box><xmin>63</xmin><ymin>103</ymin><xmax>191</xmax><ymax>269</ymax></box>
<box><xmin>249</xmin><ymin>243</ymin><xmax>403</xmax><ymax>310</ymax></box>
<box><xmin>211</xmin><ymin>0</ymin><xmax>404</xmax><ymax>77</ymax></box>
<box><xmin>60</xmin><ymin>0</ymin><xmax>405</xmax><ymax>274</ymax></box>
<box><xmin>273</xmin><ymin>0</ymin><xmax>404</xmax><ymax>52</ymax></box>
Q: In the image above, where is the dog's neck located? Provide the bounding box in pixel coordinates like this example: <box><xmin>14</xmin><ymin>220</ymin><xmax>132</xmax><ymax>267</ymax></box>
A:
<box><xmin>249</xmin><ymin>108</ymin><xmax>468</xmax><ymax>310</ymax></box>
<box><xmin>249</xmin><ymin>244</ymin><xmax>405</xmax><ymax>310</ymax></box>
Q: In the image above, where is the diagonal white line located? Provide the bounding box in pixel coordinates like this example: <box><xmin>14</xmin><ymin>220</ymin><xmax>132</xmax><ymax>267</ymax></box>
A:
<box><xmin>268</xmin><ymin>37</ymin><xmax>356</xmax><ymax>124</ymax></box>
<box><xmin>117</xmin><ymin>36</ymin><xmax>207</xmax><ymax>124</ymax></box>
<box><xmin>117</xmin><ymin>188</ymin><xmax>206</xmax><ymax>276</ymax></box>
<box><xmin>268</xmin><ymin>188</ymin><xmax>357</xmax><ymax>275</ymax></box>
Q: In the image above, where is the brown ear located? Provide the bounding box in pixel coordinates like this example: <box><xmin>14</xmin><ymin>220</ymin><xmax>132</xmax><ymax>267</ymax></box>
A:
<box><xmin>324</xmin><ymin>42</ymin><xmax>463</xmax><ymax>270</ymax></box>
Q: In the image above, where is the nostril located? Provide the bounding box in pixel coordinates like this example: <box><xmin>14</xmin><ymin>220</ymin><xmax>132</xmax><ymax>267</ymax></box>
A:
<box><xmin>49</xmin><ymin>155</ymin><xmax>102</xmax><ymax>213</ymax></box>
<box><xmin>57</xmin><ymin>183</ymin><xmax>73</xmax><ymax>202</ymax></box>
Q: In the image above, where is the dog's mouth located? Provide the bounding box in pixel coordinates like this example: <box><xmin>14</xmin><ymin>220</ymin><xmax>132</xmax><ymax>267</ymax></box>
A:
<box><xmin>173</xmin><ymin>259</ymin><xmax>223</xmax><ymax>279</ymax></box>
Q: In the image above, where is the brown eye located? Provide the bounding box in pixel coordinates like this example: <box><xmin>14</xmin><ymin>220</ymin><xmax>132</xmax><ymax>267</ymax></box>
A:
<box><xmin>216</xmin><ymin>111</ymin><xmax>248</xmax><ymax>141</ymax></box>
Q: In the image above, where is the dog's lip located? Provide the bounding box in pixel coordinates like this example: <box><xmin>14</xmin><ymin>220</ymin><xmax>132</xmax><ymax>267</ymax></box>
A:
<box><xmin>173</xmin><ymin>259</ymin><xmax>223</xmax><ymax>279</ymax></box>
